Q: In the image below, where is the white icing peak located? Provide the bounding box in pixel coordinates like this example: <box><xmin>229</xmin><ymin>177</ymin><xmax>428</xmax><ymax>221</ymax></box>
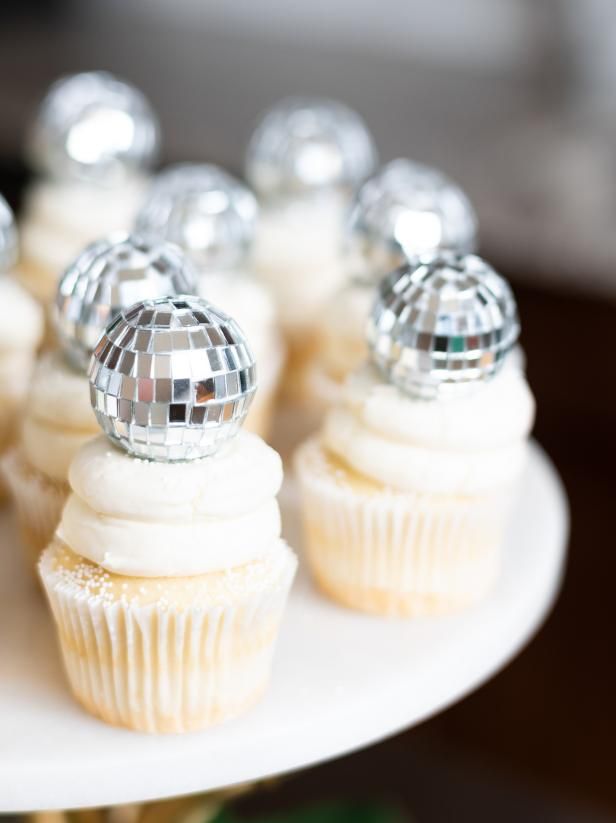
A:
<box><xmin>322</xmin><ymin>362</ymin><xmax>535</xmax><ymax>495</ymax></box>
<box><xmin>58</xmin><ymin>431</ymin><xmax>284</xmax><ymax>576</ymax></box>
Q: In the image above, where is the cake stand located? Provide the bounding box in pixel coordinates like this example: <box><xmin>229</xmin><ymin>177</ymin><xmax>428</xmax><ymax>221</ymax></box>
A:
<box><xmin>0</xmin><ymin>442</ymin><xmax>568</xmax><ymax>813</ymax></box>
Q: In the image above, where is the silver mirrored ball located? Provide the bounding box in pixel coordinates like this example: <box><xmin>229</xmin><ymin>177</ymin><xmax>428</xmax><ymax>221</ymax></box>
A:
<box><xmin>0</xmin><ymin>194</ymin><xmax>18</xmax><ymax>272</ymax></box>
<box><xmin>347</xmin><ymin>159</ymin><xmax>478</xmax><ymax>284</ymax></box>
<box><xmin>89</xmin><ymin>295</ymin><xmax>257</xmax><ymax>461</ymax></box>
<box><xmin>246</xmin><ymin>97</ymin><xmax>377</xmax><ymax>199</ymax></box>
<box><xmin>55</xmin><ymin>234</ymin><xmax>197</xmax><ymax>372</ymax></box>
<box><xmin>368</xmin><ymin>253</ymin><xmax>519</xmax><ymax>400</ymax></box>
<box><xmin>29</xmin><ymin>71</ymin><xmax>160</xmax><ymax>184</ymax></box>
<box><xmin>136</xmin><ymin>163</ymin><xmax>258</xmax><ymax>271</ymax></box>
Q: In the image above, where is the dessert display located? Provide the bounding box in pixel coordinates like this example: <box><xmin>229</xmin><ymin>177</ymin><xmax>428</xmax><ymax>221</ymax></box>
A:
<box><xmin>39</xmin><ymin>295</ymin><xmax>297</xmax><ymax>733</ymax></box>
<box><xmin>245</xmin><ymin>97</ymin><xmax>377</xmax><ymax>400</ymax></box>
<box><xmin>2</xmin><ymin>234</ymin><xmax>194</xmax><ymax>573</ymax></box>
<box><xmin>305</xmin><ymin>159</ymin><xmax>478</xmax><ymax>411</ymax></box>
<box><xmin>16</xmin><ymin>71</ymin><xmax>160</xmax><ymax>331</ymax></box>
<box><xmin>136</xmin><ymin>163</ymin><xmax>284</xmax><ymax>438</ymax></box>
<box><xmin>0</xmin><ymin>195</ymin><xmax>44</xmax><ymax>497</ymax></box>
<box><xmin>295</xmin><ymin>252</ymin><xmax>535</xmax><ymax>616</ymax></box>
<box><xmin>0</xmin><ymin>73</ymin><xmax>563</xmax><ymax>796</ymax></box>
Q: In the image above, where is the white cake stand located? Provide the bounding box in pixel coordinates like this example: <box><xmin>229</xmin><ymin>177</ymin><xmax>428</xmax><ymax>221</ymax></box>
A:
<box><xmin>0</xmin><ymin>442</ymin><xmax>567</xmax><ymax>813</ymax></box>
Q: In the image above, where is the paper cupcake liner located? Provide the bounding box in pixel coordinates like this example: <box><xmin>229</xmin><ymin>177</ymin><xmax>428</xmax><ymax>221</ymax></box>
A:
<box><xmin>39</xmin><ymin>542</ymin><xmax>297</xmax><ymax>734</ymax></box>
<box><xmin>295</xmin><ymin>439</ymin><xmax>513</xmax><ymax>617</ymax></box>
<box><xmin>1</xmin><ymin>447</ymin><xmax>69</xmax><ymax>575</ymax></box>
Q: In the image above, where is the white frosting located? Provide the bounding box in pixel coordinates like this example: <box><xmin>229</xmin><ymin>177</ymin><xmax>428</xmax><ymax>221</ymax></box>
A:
<box><xmin>322</xmin><ymin>363</ymin><xmax>535</xmax><ymax>495</ymax></box>
<box><xmin>22</xmin><ymin>352</ymin><xmax>99</xmax><ymax>481</ymax></box>
<box><xmin>19</xmin><ymin>177</ymin><xmax>148</xmax><ymax>287</ymax></box>
<box><xmin>0</xmin><ymin>278</ymin><xmax>44</xmax><ymax>352</ymax></box>
<box><xmin>318</xmin><ymin>282</ymin><xmax>372</xmax><ymax>378</ymax></box>
<box><xmin>197</xmin><ymin>271</ymin><xmax>283</xmax><ymax>390</ymax></box>
<box><xmin>251</xmin><ymin>194</ymin><xmax>349</xmax><ymax>332</ymax></box>
<box><xmin>58</xmin><ymin>432</ymin><xmax>284</xmax><ymax>577</ymax></box>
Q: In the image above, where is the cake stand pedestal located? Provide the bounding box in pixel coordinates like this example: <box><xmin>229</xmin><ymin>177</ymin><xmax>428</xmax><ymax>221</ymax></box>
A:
<box><xmin>0</xmin><ymin>442</ymin><xmax>568</xmax><ymax>813</ymax></box>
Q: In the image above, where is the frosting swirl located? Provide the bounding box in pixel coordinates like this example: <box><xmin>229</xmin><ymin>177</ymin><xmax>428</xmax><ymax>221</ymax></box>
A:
<box><xmin>322</xmin><ymin>362</ymin><xmax>534</xmax><ymax>495</ymax></box>
<box><xmin>197</xmin><ymin>271</ymin><xmax>283</xmax><ymax>390</ymax></box>
<box><xmin>19</xmin><ymin>177</ymin><xmax>147</xmax><ymax>297</ymax></box>
<box><xmin>252</xmin><ymin>194</ymin><xmax>348</xmax><ymax>331</ymax></box>
<box><xmin>58</xmin><ymin>432</ymin><xmax>284</xmax><ymax>577</ymax></box>
<box><xmin>0</xmin><ymin>278</ymin><xmax>44</xmax><ymax>352</ymax></box>
<box><xmin>22</xmin><ymin>352</ymin><xmax>99</xmax><ymax>481</ymax></box>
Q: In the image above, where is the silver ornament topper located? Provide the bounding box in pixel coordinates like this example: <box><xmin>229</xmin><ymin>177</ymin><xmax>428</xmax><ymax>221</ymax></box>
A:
<box><xmin>54</xmin><ymin>234</ymin><xmax>197</xmax><ymax>373</ymax></box>
<box><xmin>368</xmin><ymin>253</ymin><xmax>519</xmax><ymax>400</ymax></box>
<box><xmin>89</xmin><ymin>295</ymin><xmax>257</xmax><ymax>461</ymax></box>
<box><xmin>28</xmin><ymin>71</ymin><xmax>160</xmax><ymax>185</ymax></box>
<box><xmin>136</xmin><ymin>164</ymin><xmax>258</xmax><ymax>271</ymax></box>
<box><xmin>246</xmin><ymin>97</ymin><xmax>377</xmax><ymax>199</ymax></box>
<box><xmin>0</xmin><ymin>194</ymin><xmax>18</xmax><ymax>272</ymax></box>
<box><xmin>347</xmin><ymin>159</ymin><xmax>478</xmax><ymax>284</ymax></box>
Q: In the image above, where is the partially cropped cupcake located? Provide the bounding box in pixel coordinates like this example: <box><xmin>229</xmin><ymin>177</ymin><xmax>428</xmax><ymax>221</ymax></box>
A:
<box><xmin>136</xmin><ymin>163</ymin><xmax>284</xmax><ymax>439</ymax></box>
<box><xmin>295</xmin><ymin>253</ymin><xmax>535</xmax><ymax>617</ymax></box>
<box><xmin>3</xmin><ymin>234</ymin><xmax>194</xmax><ymax>573</ymax></box>
<box><xmin>304</xmin><ymin>159</ymin><xmax>478</xmax><ymax>411</ymax></box>
<box><xmin>16</xmin><ymin>72</ymin><xmax>159</xmax><ymax>327</ymax></box>
<box><xmin>40</xmin><ymin>295</ymin><xmax>297</xmax><ymax>733</ymax></box>
<box><xmin>246</xmin><ymin>97</ymin><xmax>377</xmax><ymax>400</ymax></box>
<box><xmin>0</xmin><ymin>196</ymin><xmax>44</xmax><ymax>495</ymax></box>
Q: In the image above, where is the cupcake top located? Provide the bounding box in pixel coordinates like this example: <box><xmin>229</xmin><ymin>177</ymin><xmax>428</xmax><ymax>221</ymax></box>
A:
<box><xmin>28</xmin><ymin>71</ymin><xmax>160</xmax><ymax>186</ymax></box>
<box><xmin>346</xmin><ymin>159</ymin><xmax>478</xmax><ymax>284</ymax></box>
<box><xmin>320</xmin><ymin>252</ymin><xmax>533</xmax><ymax>494</ymax></box>
<box><xmin>246</xmin><ymin>97</ymin><xmax>377</xmax><ymax>202</ymax></box>
<box><xmin>57</xmin><ymin>296</ymin><xmax>283</xmax><ymax>577</ymax></box>
<box><xmin>58</xmin><ymin>431</ymin><xmax>282</xmax><ymax>576</ymax></box>
<box><xmin>322</xmin><ymin>361</ymin><xmax>534</xmax><ymax>495</ymax></box>
<box><xmin>20</xmin><ymin>174</ymin><xmax>148</xmax><ymax>268</ymax></box>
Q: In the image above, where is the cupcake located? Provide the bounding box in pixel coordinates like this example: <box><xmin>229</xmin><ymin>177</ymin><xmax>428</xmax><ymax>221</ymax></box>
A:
<box><xmin>39</xmin><ymin>296</ymin><xmax>297</xmax><ymax>733</ymax></box>
<box><xmin>304</xmin><ymin>159</ymin><xmax>478</xmax><ymax>412</ymax></box>
<box><xmin>0</xmin><ymin>196</ymin><xmax>44</xmax><ymax>496</ymax></box>
<box><xmin>246</xmin><ymin>97</ymin><xmax>377</xmax><ymax>401</ymax></box>
<box><xmin>16</xmin><ymin>72</ymin><xmax>160</xmax><ymax>331</ymax></box>
<box><xmin>136</xmin><ymin>163</ymin><xmax>284</xmax><ymax>439</ymax></box>
<box><xmin>3</xmin><ymin>234</ymin><xmax>194</xmax><ymax>573</ymax></box>
<box><xmin>295</xmin><ymin>253</ymin><xmax>535</xmax><ymax>617</ymax></box>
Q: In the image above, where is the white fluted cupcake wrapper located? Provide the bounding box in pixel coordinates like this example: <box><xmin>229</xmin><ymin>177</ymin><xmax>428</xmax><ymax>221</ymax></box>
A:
<box><xmin>1</xmin><ymin>448</ymin><xmax>68</xmax><ymax>574</ymax></box>
<box><xmin>295</xmin><ymin>440</ymin><xmax>514</xmax><ymax>617</ymax></box>
<box><xmin>39</xmin><ymin>545</ymin><xmax>297</xmax><ymax>733</ymax></box>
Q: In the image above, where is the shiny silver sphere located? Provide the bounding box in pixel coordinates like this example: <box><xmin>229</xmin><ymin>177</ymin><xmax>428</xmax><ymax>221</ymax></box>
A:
<box><xmin>54</xmin><ymin>234</ymin><xmax>196</xmax><ymax>373</ymax></box>
<box><xmin>246</xmin><ymin>97</ymin><xmax>377</xmax><ymax>199</ymax></box>
<box><xmin>0</xmin><ymin>194</ymin><xmax>18</xmax><ymax>272</ymax></box>
<box><xmin>89</xmin><ymin>295</ymin><xmax>257</xmax><ymax>461</ymax></box>
<box><xmin>28</xmin><ymin>71</ymin><xmax>160</xmax><ymax>185</ymax></box>
<box><xmin>347</xmin><ymin>159</ymin><xmax>478</xmax><ymax>284</ymax></box>
<box><xmin>368</xmin><ymin>253</ymin><xmax>519</xmax><ymax>400</ymax></box>
<box><xmin>136</xmin><ymin>163</ymin><xmax>258</xmax><ymax>271</ymax></box>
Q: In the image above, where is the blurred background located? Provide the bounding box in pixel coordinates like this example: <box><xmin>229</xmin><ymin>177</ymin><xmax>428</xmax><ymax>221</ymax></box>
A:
<box><xmin>1</xmin><ymin>1</ymin><xmax>615</xmax><ymax>821</ymax></box>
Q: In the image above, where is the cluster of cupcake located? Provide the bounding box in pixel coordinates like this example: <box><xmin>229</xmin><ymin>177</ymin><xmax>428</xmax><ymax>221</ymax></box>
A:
<box><xmin>0</xmin><ymin>70</ymin><xmax>535</xmax><ymax>734</ymax></box>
